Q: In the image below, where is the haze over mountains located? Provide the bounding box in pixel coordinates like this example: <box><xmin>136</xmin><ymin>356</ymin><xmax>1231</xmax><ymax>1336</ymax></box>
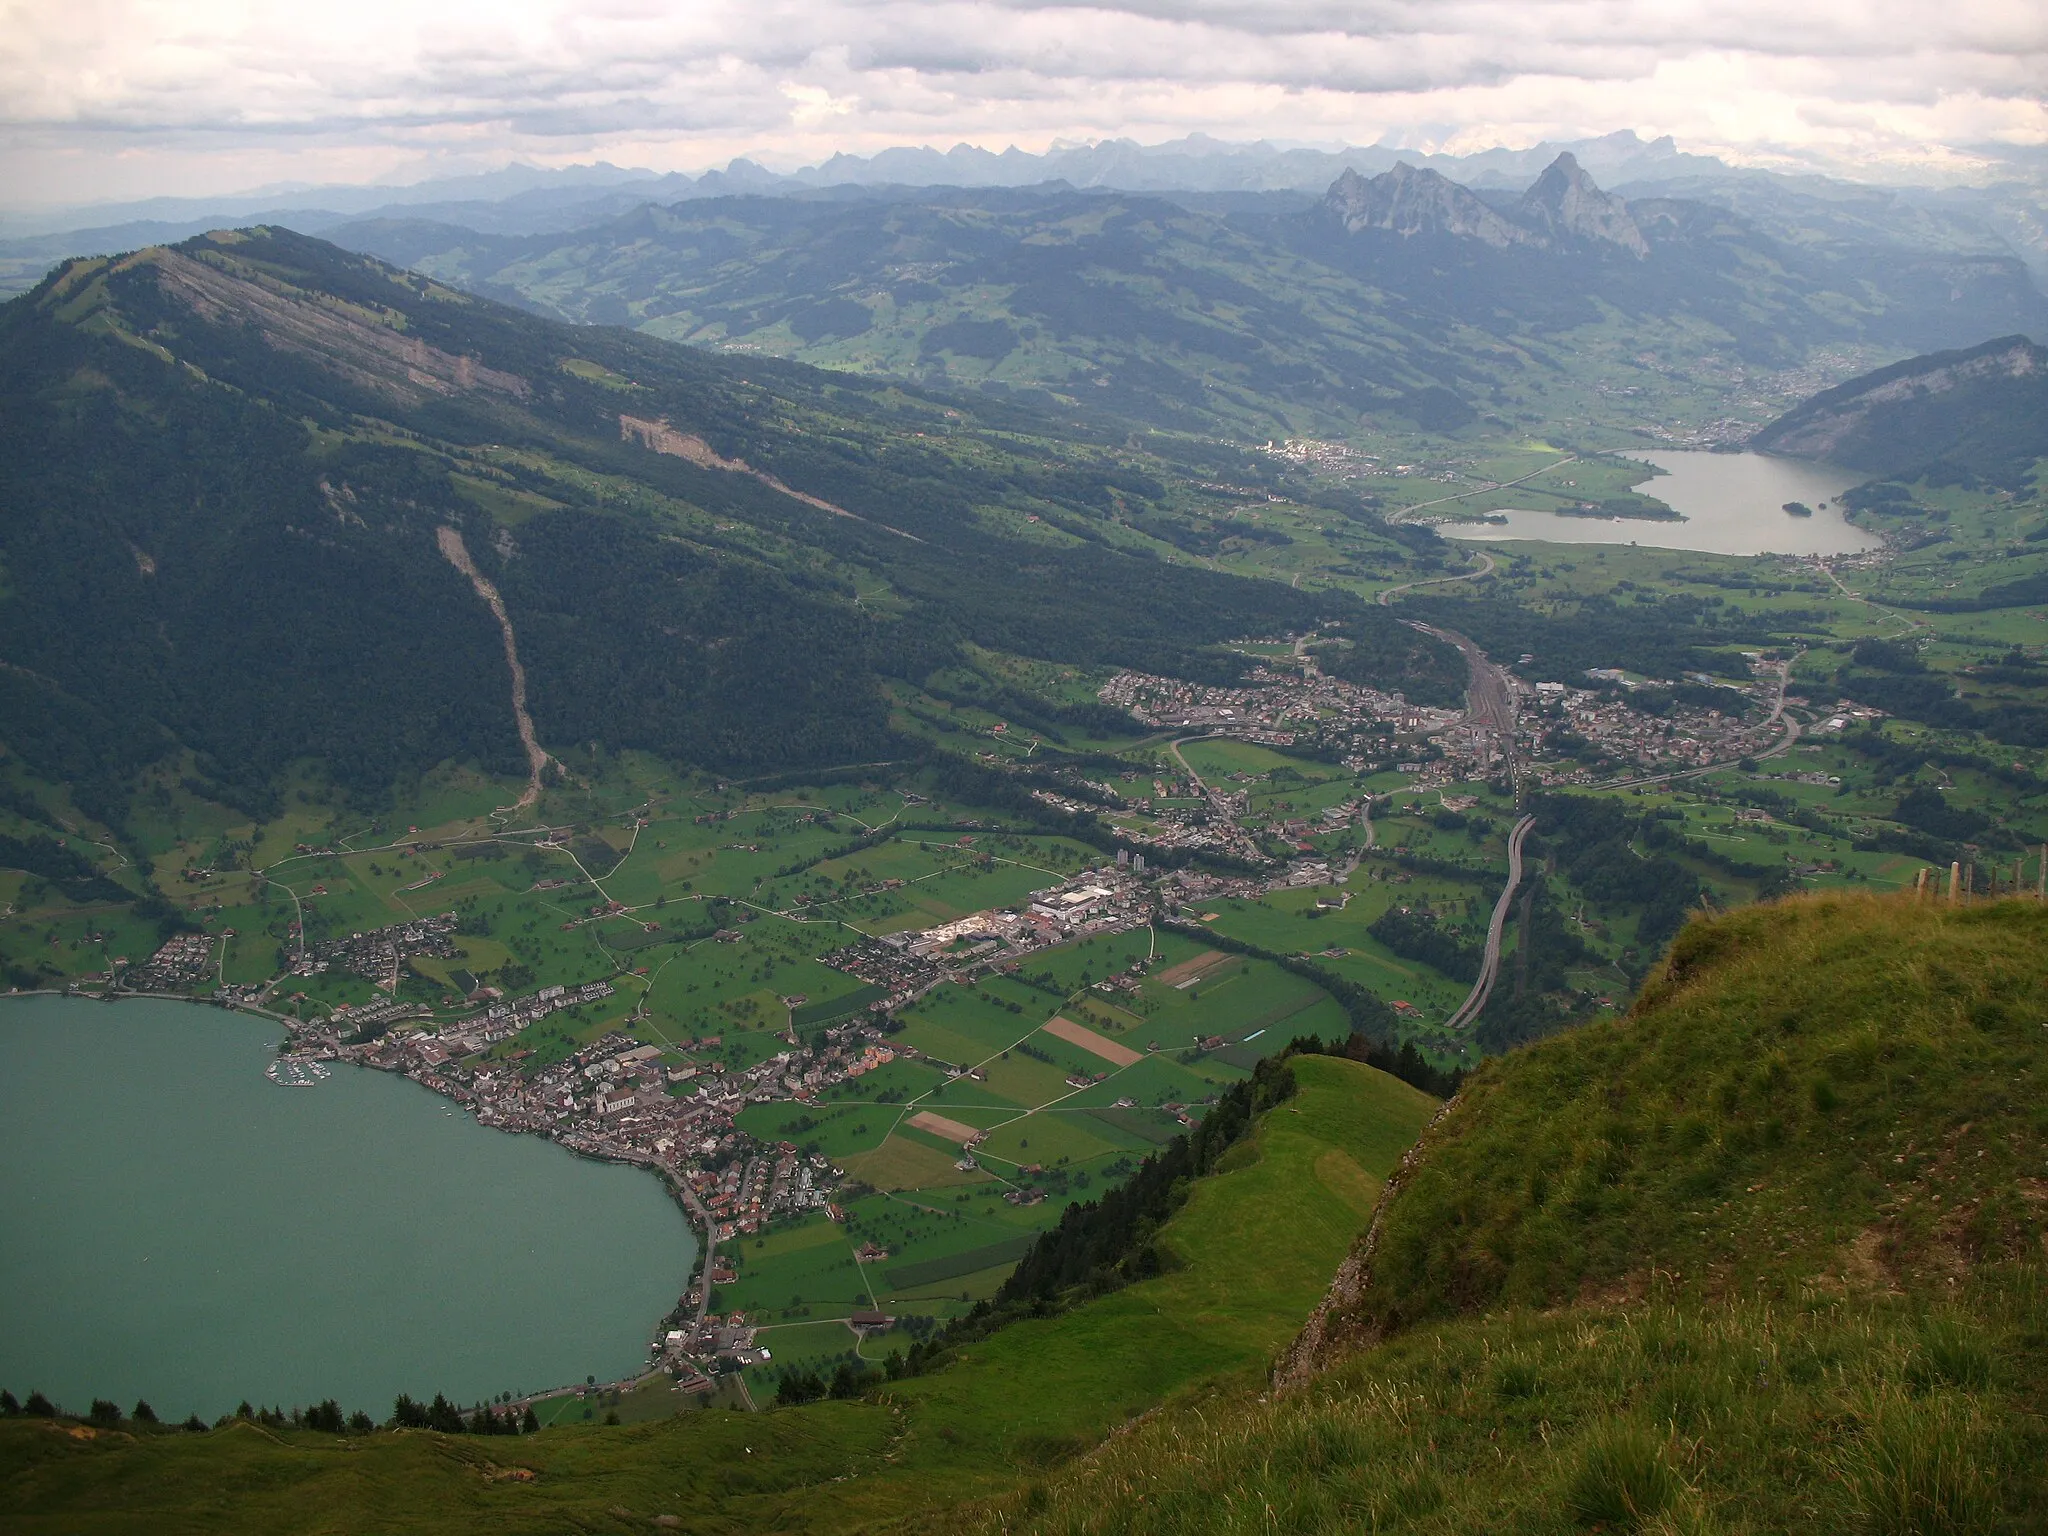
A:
<box><xmin>5</xmin><ymin>129</ymin><xmax>2044</xmax><ymax>302</ymax></box>
<box><xmin>282</xmin><ymin>151</ymin><xmax>2045</xmax><ymax>441</ymax></box>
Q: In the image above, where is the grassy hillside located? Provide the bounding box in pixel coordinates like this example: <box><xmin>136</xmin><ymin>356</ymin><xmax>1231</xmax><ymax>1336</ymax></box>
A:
<box><xmin>0</xmin><ymin>1055</ymin><xmax>1439</xmax><ymax>1533</ymax></box>
<box><xmin>972</xmin><ymin>892</ymin><xmax>2048</xmax><ymax>1533</ymax></box>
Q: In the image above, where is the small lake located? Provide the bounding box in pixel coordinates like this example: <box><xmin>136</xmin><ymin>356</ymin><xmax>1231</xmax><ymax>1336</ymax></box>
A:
<box><xmin>1442</xmin><ymin>451</ymin><xmax>1882</xmax><ymax>557</ymax></box>
<box><xmin>0</xmin><ymin>996</ymin><xmax>695</xmax><ymax>1420</ymax></box>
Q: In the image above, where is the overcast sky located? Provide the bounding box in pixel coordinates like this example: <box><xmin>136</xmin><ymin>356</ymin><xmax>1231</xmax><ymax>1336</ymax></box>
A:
<box><xmin>2</xmin><ymin>0</ymin><xmax>2043</xmax><ymax>207</ymax></box>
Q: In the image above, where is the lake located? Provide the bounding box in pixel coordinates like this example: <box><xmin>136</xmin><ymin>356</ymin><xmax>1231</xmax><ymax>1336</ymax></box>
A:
<box><xmin>1442</xmin><ymin>451</ymin><xmax>1882</xmax><ymax>557</ymax></box>
<box><xmin>0</xmin><ymin>995</ymin><xmax>695</xmax><ymax>1420</ymax></box>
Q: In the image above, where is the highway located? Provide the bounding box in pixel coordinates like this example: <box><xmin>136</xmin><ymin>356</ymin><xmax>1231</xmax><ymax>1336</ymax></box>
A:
<box><xmin>1444</xmin><ymin>813</ymin><xmax>1536</xmax><ymax>1032</ymax></box>
<box><xmin>1374</xmin><ymin>549</ymin><xmax>1496</xmax><ymax>605</ymax></box>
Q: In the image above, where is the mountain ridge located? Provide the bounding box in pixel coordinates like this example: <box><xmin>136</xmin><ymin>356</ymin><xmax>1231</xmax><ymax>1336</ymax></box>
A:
<box><xmin>0</xmin><ymin>227</ymin><xmax>1452</xmax><ymax>813</ymax></box>
<box><xmin>313</xmin><ymin>161</ymin><xmax>2048</xmax><ymax>438</ymax></box>
<box><xmin>1752</xmin><ymin>331</ymin><xmax>2048</xmax><ymax>485</ymax></box>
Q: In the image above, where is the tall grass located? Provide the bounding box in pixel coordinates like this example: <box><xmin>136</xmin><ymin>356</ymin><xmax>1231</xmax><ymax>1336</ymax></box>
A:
<box><xmin>1835</xmin><ymin>1390</ymin><xmax>2000</xmax><ymax>1536</ymax></box>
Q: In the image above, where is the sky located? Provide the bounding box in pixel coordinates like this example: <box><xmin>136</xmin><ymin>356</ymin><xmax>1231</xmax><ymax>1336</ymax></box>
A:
<box><xmin>1</xmin><ymin>0</ymin><xmax>2044</xmax><ymax>208</ymax></box>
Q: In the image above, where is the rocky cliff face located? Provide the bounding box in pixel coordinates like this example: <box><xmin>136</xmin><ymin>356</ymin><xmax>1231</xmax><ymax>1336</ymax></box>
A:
<box><xmin>1317</xmin><ymin>162</ymin><xmax>1536</xmax><ymax>249</ymax></box>
<box><xmin>1316</xmin><ymin>153</ymin><xmax>1654</xmax><ymax>257</ymax></box>
<box><xmin>1516</xmin><ymin>152</ymin><xmax>1649</xmax><ymax>257</ymax></box>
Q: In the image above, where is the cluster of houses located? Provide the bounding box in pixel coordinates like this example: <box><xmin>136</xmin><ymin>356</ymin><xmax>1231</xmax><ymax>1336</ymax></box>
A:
<box><xmin>461</xmin><ymin>978</ymin><xmax>616</xmax><ymax>1046</ymax></box>
<box><xmin>822</xmin><ymin>867</ymin><xmax>1155</xmax><ymax>1003</ymax></box>
<box><xmin>123</xmin><ymin>932</ymin><xmax>217</xmax><ymax>991</ymax></box>
<box><xmin>1528</xmin><ymin>675</ymin><xmax>1778</xmax><ymax>781</ymax></box>
<box><xmin>1099</xmin><ymin>663</ymin><xmax>1457</xmax><ymax>749</ymax></box>
<box><xmin>292</xmin><ymin>912</ymin><xmax>461</xmax><ymax>986</ymax></box>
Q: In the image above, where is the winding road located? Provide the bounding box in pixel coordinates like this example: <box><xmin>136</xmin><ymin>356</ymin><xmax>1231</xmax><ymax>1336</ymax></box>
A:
<box><xmin>1444</xmin><ymin>813</ymin><xmax>1536</xmax><ymax>1033</ymax></box>
<box><xmin>1374</xmin><ymin>549</ymin><xmax>1496</xmax><ymax>606</ymax></box>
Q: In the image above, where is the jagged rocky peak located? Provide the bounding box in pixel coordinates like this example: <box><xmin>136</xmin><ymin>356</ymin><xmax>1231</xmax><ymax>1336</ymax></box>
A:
<box><xmin>1516</xmin><ymin>152</ymin><xmax>1649</xmax><ymax>257</ymax></box>
<box><xmin>1319</xmin><ymin>162</ymin><xmax>1536</xmax><ymax>249</ymax></box>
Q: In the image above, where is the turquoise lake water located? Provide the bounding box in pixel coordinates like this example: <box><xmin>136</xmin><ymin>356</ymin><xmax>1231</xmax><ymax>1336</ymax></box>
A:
<box><xmin>0</xmin><ymin>995</ymin><xmax>694</xmax><ymax>1420</ymax></box>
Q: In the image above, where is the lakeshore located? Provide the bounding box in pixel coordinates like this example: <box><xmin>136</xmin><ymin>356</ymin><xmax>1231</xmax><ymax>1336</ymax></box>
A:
<box><xmin>0</xmin><ymin>995</ymin><xmax>695</xmax><ymax>1421</ymax></box>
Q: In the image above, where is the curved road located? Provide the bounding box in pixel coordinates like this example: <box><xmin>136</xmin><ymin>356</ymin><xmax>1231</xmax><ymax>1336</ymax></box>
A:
<box><xmin>1444</xmin><ymin>814</ymin><xmax>1536</xmax><ymax>1032</ymax></box>
<box><xmin>1375</xmin><ymin>549</ymin><xmax>1496</xmax><ymax>607</ymax></box>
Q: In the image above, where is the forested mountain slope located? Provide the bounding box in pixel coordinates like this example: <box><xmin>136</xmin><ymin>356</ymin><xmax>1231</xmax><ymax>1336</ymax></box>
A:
<box><xmin>1752</xmin><ymin>332</ymin><xmax>2048</xmax><ymax>487</ymax></box>
<box><xmin>0</xmin><ymin>228</ymin><xmax>1452</xmax><ymax>815</ymax></box>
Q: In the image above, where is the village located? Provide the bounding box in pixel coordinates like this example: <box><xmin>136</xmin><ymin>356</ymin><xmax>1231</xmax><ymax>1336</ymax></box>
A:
<box><xmin>1098</xmin><ymin>643</ymin><xmax>1829</xmax><ymax>795</ymax></box>
<box><xmin>78</xmin><ymin>634</ymin><xmax>1868</xmax><ymax>1403</ymax></box>
<box><xmin>101</xmin><ymin>859</ymin><xmax>1171</xmax><ymax>1390</ymax></box>
<box><xmin>1098</xmin><ymin>663</ymin><xmax>1457</xmax><ymax>758</ymax></box>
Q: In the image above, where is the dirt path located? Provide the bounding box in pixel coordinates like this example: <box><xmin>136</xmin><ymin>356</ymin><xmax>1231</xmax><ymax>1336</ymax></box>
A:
<box><xmin>437</xmin><ymin>525</ymin><xmax>551</xmax><ymax>813</ymax></box>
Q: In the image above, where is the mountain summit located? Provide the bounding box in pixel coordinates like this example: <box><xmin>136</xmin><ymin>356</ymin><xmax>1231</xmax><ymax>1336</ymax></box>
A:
<box><xmin>1317</xmin><ymin>162</ymin><xmax>1536</xmax><ymax>249</ymax></box>
<box><xmin>1516</xmin><ymin>151</ymin><xmax>1649</xmax><ymax>256</ymax></box>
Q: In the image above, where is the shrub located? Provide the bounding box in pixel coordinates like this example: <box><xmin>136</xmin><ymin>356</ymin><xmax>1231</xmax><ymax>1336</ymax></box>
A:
<box><xmin>1492</xmin><ymin>1355</ymin><xmax>1542</xmax><ymax>1400</ymax></box>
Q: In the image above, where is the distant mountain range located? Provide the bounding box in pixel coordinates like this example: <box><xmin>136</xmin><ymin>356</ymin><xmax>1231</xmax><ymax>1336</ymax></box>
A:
<box><xmin>5</xmin><ymin>130</ymin><xmax>2043</xmax><ymax>300</ymax></box>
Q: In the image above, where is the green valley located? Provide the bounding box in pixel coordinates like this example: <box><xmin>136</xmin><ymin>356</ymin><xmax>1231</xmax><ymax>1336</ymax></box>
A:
<box><xmin>2</xmin><ymin>139</ymin><xmax>2046</xmax><ymax>1536</ymax></box>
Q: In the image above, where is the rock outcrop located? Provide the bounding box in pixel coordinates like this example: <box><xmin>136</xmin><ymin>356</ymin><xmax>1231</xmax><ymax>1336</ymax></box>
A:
<box><xmin>1317</xmin><ymin>162</ymin><xmax>1537</xmax><ymax>249</ymax></box>
<box><xmin>1516</xmin><ymin>152</ymin><xmax>1649</xmax><ymax>257</ymax></box>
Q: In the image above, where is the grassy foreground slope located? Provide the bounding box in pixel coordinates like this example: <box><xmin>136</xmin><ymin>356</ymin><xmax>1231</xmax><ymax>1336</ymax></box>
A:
<box><xmin>978</xmin><ymin>892</ymin><xmax>2048</xmax><ymax>1534</ymax></box>
<box><xmin>0</xmin><ymin>1056</ymin><xmax>1436</xmax><ymax>1534</ymax></box>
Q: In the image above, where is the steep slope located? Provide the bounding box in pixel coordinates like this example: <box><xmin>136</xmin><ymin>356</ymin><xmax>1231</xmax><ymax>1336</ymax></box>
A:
<box><xmin>0</xmin><ymin>228</ymin><xmax>1448</xmax><ymax>814</ymax></box>
<box><xmin>981</xmin><ymin>892</ymin><xmax>2048</xmax><ymax>1532</ymax></box>
<box><xmin>1314</xmin><ymin>163</ymin><xmax>1534</xmax><ymax>248</ymax></box>
<box><xmin>1515</xmin><ymin>152</ymin><xmax>1648</xmax><ymax>256</ymax></box>
<box><xmin>1752</xmin><ymin>333</ymin><xmax>2048</xmax><ymax>487</ymax></box>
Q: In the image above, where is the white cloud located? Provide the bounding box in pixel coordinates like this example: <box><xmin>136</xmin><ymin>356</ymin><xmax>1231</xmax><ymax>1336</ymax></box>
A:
<box><xmin>0</xmin><ymin>0</ymin><xmax>2041</xmax><ymax>204</ymax></box>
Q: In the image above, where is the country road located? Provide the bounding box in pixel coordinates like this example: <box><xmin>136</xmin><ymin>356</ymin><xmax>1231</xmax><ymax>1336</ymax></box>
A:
<box><xmin>1445</xmin><ymin>813</ymin><xmax>1536</xmax><ymax>1032</ymax></box>
<box><xmin>1375</xmin><ymin>549</ymin><xmax>1496</xmax><ymax>606</ymax></box>
<box><xmin>1387</xmin><ymin>454</ymin><xmax>1579</xmax><ymax>520</ymax></box>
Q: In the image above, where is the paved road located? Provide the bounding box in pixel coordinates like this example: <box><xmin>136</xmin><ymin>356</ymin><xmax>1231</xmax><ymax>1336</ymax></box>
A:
<box><xmin>1167</xmin><ymin>734</ymin><xmax>1211</xmax><ymax>791</ymax></box>
<box><xmin>653</xmin><ymin>1158</ymin><xmax>719</xmax><ymax>1329</ymax></box>
<box><xmin>1375</xmin><ymin>549</ymin><xmax>1496</xmax><ymax>606</ymax></box>
<box><xmin>1387</xmin><ymin>455</ymin><xmax>1579</xmax><ymax>520</ymax></box>
<box><xmin>1444</xmin><ymin>813</ymin><xmax>1536</xmax><ymax>1032</ymax></box>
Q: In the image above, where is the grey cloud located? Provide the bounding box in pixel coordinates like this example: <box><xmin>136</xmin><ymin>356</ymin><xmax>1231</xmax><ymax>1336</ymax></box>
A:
<box><xmin>0</xmin><ymin>0</ymin><xmax>2042</xmax><ymax>202</ymax></box>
